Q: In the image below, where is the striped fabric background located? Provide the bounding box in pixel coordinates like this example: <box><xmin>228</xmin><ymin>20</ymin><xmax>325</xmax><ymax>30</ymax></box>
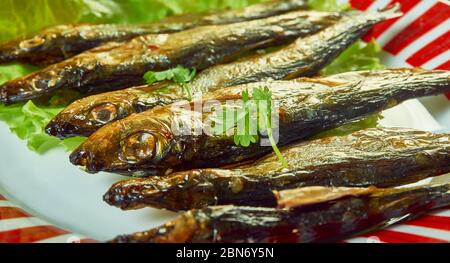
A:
<box><xmin>0</xmin><ymin>0</ymin><xmax>449</xmax><ymax>243</ymax></box>
<box><xmin>0</xmin><ymin>194</ymin><xmax>95</xmax><ymax>243</ymax></box>
<box><xmin>344</xmin><ymin>0</ymin><xmax>450</xmax><ymax>243</ymax></box>
<box><xmin>350</xmin><ymin>0</ymin><xmax>450</xmax><ymax>99</ymax></box>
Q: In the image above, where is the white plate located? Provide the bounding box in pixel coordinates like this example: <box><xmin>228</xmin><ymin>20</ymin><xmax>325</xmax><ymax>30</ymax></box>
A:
<box><xmin>1</xmin><ymin>0</ymin><xmax>450</xmax><ymax>242</ymax></box>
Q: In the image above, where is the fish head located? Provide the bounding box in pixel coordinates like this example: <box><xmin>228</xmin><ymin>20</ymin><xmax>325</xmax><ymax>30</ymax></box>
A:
<box><xmin>104</xmin><ymin>169</ymin><xmax>225</xmax><ymax>211</ymax></box>
<box><xmin>45</xmin><ymin>90</ymin><xmax>142</xmax><ymax>138</ymax></box>
<box><xmin>69</xmin><ymin>107</ymin><xmax>177</xmax><ymax>175</ymax></box>
<box><xmin>109</xmin><ymin>210</ymin><xmax>206</xmax><ymax>243</ymax></box>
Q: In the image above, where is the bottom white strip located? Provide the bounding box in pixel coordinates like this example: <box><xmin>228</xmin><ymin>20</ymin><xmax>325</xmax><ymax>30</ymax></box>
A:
<box><xmin>0</xmin><ymin>217</ymin><xmax>49</xmax><ymax>232</ymax></box>
<box><xmin>388</xmin><ymin>225</ymin><xmax>450</xmax><ymax>241</ymax></box>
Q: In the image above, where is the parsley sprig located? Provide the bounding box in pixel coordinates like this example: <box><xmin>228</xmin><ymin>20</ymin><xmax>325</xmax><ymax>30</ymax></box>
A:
<box><xmin>212</xmin><ymin>87</ymin><xmax>288</xmax><ymax>168</ymax></box>
<box><xmin>143</xmin><ymin>65</ymin><xmax>196</xmax><ymax>100</ymax></box>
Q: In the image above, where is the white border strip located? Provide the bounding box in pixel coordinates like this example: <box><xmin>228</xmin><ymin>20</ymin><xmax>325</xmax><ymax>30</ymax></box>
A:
<box><xmin>0</xmin><ymin>217</ymin><xmax>49</xmax><ymax>232</ymax></box>
<box><xmin>421</xmin><ymin>49</ymin><xmax>450</xmax><ymax>69</ymax></box>
<box><xmin>345</xmin><ymin>236</ymin><xmax>385</xmax><ymax>243</ymax></box>
<box><xmin>36</xmin><ymin>233</ymin><xmax>86</xmax><ymax>243</ymax></box>
<box><xmin>432</xmin><ymin>209</ymin><xmax>450</xmax><ymax>217</ymax></box>
<box><xmin>388</xmin><ymin>225</ymin><xmax>450</xmax><ymax>241</ymax></box>
<box><xmin>0</xmin><ymin>200</ymin><xmax>13</xmax><ymax>207</ymax></box>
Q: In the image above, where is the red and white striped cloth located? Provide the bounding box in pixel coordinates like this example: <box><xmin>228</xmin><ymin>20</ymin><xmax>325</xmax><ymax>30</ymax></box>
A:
<box><xmin>0</xmin><ymin>194</ymin><xmax>96</xmax><ymax>243</ymax></box>
<box><xmin>1</xmin><ymin>193</ymin><xmax>450</xmax><ymax>243</ymax></box>
<box><xmin>350</xmin><ymin>0</ymin><xmax>450</xmax><ymax>98</ymax></box>
<box><xmin>0</xmin><ymin>0</ymin><xmax>449</xmax><ymax>243</ymax></box>
<box><xmin>346</xmin><ymin>0</ymin><xmax>450</xmax><ymax>242</ymax></box>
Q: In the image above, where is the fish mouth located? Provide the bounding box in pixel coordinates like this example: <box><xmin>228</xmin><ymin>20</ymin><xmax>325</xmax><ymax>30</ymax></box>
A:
<box><xmin>103</xmin><ymin>182</ymin><xmax>161</xmax><ymax>210</ymax></box>
<box><xmin>70</xmin><ymin>146</ymin><xmax>167</xmax><ymax>175</ymax></box>
<box><xmin>104</xmin><ymin>171</ymin><xmax>219</xmax><ymax>211</ymax></box>
<box><xmin>69</xmin><ymin>148</ymin><xmax>104</xmax><ymax>173</ymax></box>
<box><xmin>45</xmin><ymin>119</ymin><xmax>95</xmax><ymax>139</ymax></box>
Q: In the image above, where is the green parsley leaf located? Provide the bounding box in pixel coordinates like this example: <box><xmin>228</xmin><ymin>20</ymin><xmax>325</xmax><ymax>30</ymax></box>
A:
<box><xmin>212</xmin><ymin>87</ymin><xmax>288</xmax><ymax>167</ymax></box>
<box><xmin>144</xmin><ymin>65</ymin><xmax>196</xmax><ymax>100</ymax></box>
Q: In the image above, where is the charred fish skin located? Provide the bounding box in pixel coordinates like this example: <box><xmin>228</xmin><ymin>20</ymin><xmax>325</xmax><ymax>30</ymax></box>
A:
<box><xmin>68</xmin><ymin>80</ymin><xmax>335</xmax><ymax>175</ymax></box>
<box><xmin>103</xmin><ymin>128</ymin><xmax>450</xmax><ymax>211</ymax></box>
<box><xmin>290</xmin><ymin>184</ymin><xmax>450</xmax><ymax>243</ymax></box>
<box><xmin>46</xmin><ymin>7</ymin><xmax>401</xmax><ymax>139</ymax></box>
<box><xmin>45</xmin><ymin>82</ymin><xmax>174</xmax><ymax>139</ymax></box>
<box><xmin>70</xmin><ymin>69</ymin><xmax>450</xmax><ymax>176</ymax></box>
<box><xmin>0</xmin><ymin>0</ymin><xmax>308</xmax><ymax>65</ymax></box>
<box><xmin>0</xmin><ymin>10</ymin><xmax>340</xmax><ymax>103</ymax></box>
<box><xmin>189</xmin><ymin>5</ymin><xmax>402</xmax><ymax>90</ymax></box>
<box><xmin>110</xmin><ymin>206</ymin><xmax>295</xmax><ymax>243</ymax></box>
<box><xmin>109</xmin><ymin>184</ymin><xmax>450</xmax><ymax>243</ymax></box>
<box><xmin>0</xmin><ymin>25</ymin><xmax>153</xmax><ymax>66</ymax></box>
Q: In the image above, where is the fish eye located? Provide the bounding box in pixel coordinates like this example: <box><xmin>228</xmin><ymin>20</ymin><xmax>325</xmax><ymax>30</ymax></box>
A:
<box><xmin>120</xmin><ymin>132</ymin><xmax>168</xmax><ymax>164</ymax></box>
<box><xmin>90</xmin><ymin>103</ymin><xmax>118</xmax><ymax>124</ymax></box>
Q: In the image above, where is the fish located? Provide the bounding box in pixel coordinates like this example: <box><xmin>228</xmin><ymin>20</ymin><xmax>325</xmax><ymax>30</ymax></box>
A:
<box><xmin>70</xmin><ymin>68</ymin><xmax>450</xmax><ymax>176</ymax></box>
<box><xmin>0</xmin><ymin>10</ymin><xmax>341</xmax><ymax>103</ymax></box>
<box><xmin>109</xmin><ymin>183</ymin><xmax>450</xmax><ymax>243</ymax></box>
<box><xmin>45</xmin><ymin>7</ymin><xmax>402</xmax><ymax>139</ymax></box>
<box><xmin>0</xmin><ymin>0</ymin><xmax>308</xmax><ymax>65</ymax></box>
<box><xmin>103</xmin><ymin>128</ymin><xmax>450</xmax><ymax>211</ymax></box>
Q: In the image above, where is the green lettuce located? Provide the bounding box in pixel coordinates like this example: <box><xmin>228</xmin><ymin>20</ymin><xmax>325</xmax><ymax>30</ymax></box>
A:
<box><xmin>0</xmin><ymin>101</ymin><xmax>85</xmax><ymax>153</ymax></box>
<box><xmin>308</xmin><ymin>0</ymin><xmax>350</xmax><ymax>11</ymax></box>
<box><xmin>0</xmin><ymin>0</ymin><xmax>120</xmax><ymax>42</ymax></box>
<box><xmin>321</xmin><ymin>40</ymin><xmax>385</xmax><ymax>75</ymax></box>
<box><xmin>0</xmin><ymin>0</ymin><xmax>384</xmax><ymax>154</ymax></box>
<box><xmin>312</xmin><ymin>114</ymin><xmax>383</xmax><ymax>139</ymax></box>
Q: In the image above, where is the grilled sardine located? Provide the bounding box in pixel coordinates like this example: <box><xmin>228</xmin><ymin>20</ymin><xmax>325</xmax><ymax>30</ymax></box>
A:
<box><xmin>0</xmin><ymin>10</ymin><xmax>341</xmax><ymax>103</ymax></box>
<box><xmin>0</xmin><ymin>0</ymin><xmax>308</xmax><ymax>65</ymax></box>
<box><xmin>46</xmin><ymin>8</ymin><xmax>402</xmax><ymax>138</ymax></box>
<box><xmin>103</xmin><ymin>128</ymin><xmax>450</xmax><ymax>211</ymax></box>
<box><xmin>70</xmin><ymin>68</ymin><xmax>450</xmax><ymax>176</ymax></box>
<box><xmin>109</xmin><ymin>183</ymin><xmax>450</xmax><ymax>243</ymax></box>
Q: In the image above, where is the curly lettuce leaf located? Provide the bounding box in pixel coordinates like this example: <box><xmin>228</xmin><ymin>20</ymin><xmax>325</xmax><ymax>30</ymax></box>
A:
<box><xmin>321</xmin><ymin>40</ymin><xmax>385</xmax><ymax>75</ymax></box>
<box><xmin>0</xmin><ymin>63</ymin><xmax>37</xmax><ymax>84</ymax></box>
<box><xmin>308</xmin><ymin>0</ymin><xmax>350</xmax><ymax>11</ymax></box>
<box><xmin>0</xmin><ymin>0</ymin><xmax>121</xmax><ymax>42</ymax></box>
<box><xmin>82</xmin><ymin>0</ymin><xmax>265</xmax><ymax>25</ymax></box>
<box><xmin>313</xmin><ymin>114</ymin><xmax>384</xmax><ymax>139</ymax></box>
<box><xmin>0</xmin><ymin>101</ymin><xmax>85</xmax><ymax>153</ymax></box>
